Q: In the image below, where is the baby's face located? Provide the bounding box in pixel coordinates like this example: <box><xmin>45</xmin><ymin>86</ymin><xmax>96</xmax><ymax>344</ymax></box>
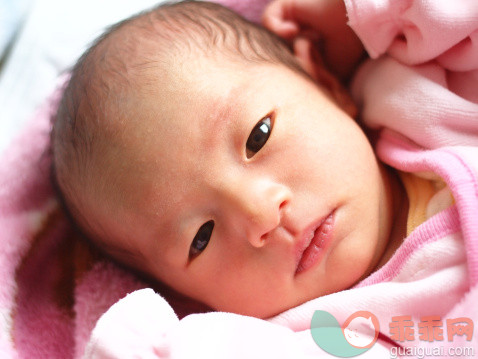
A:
<box><xmin>97</xmin><ymin>56</ymin><xmax>395</xmax><ymax>318</ymax></box>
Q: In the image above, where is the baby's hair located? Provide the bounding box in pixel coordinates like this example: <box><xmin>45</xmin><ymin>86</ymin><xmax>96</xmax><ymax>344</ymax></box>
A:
<box><xmin>51</xmin><ymin>0</ymin><xmax>309</xmax><ymax>260</ymax></box>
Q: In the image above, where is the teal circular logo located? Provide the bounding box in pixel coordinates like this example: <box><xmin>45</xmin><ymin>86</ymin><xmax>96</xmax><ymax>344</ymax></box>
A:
<box><xmin>311</xmin><ymin>310</ymin><xmax>380</xmax><ymax>357</ymax></box>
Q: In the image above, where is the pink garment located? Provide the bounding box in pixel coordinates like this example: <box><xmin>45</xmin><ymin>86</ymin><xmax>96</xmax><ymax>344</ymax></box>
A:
<box><xmin>347</xmin><ymin>0</ymin><xmax>478</xmax><ymax>285</ymax></box>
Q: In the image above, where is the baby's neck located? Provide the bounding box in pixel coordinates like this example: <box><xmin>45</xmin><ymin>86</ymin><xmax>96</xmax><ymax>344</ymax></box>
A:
<box><xmin>376</xmin><ymin>169</ymin><xmax>409</xmax><ymax>269</ymax></box>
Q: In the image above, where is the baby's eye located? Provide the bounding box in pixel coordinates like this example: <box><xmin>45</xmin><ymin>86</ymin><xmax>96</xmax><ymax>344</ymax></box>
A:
<box><xmin>246</xmin><ymin>115</ymin><xmax>273</xmax><ymax>158</ymax></box>
<box><xmin>189</xmin><ymin>220</ymin><xmax>214</xmax><ymax>258</ymax></box>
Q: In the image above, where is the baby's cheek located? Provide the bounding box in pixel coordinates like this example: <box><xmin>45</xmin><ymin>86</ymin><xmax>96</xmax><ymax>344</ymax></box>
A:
<box><xmin>323</xmin><ymin>235</ymin><xmax>373</xmax><ymax>291</ymax></box>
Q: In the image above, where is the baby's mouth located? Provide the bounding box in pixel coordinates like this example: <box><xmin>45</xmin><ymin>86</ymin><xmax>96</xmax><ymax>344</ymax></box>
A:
<box><xmin>295</xmin><ymin>211</ymin><xmax>335</xmax><ymax>275</ymax></box>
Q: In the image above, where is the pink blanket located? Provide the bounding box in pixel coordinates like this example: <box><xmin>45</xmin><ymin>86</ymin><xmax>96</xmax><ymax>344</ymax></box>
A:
<box><xmin>0</xmin><ymin>1</ymin><xmax>270</xmax><ymax>358</ymax></box>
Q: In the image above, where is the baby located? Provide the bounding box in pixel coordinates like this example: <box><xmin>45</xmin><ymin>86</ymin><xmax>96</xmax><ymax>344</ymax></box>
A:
<box><xmin>51</xmin><ymin>0</ymin><xmax>408</xmax><ymax>319</ymax></box>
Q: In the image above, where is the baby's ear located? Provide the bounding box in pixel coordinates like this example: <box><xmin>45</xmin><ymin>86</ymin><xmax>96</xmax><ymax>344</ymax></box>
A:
<box><xmin>292</xmin><ymin>37</ymin><xmax>357</xmax><ymax>118</ymax></box>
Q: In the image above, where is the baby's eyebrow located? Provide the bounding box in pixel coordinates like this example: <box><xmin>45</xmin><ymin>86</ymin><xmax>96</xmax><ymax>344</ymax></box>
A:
<box><xmin>197</xmin><ymin>100</ymin><xmax>237</xmax><ymax>151</ymax></box>
<box><xmin>207</xmin><ymin>80</ymin><xmax>246</xmax><ymax>128</ymax></box>
<box><xmin>209</xmin><ymin>96</ymin><xmax>236</xmax><ymax>126</ymax></box>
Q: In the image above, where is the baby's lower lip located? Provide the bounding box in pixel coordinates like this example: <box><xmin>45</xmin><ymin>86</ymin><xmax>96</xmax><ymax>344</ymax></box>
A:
<box><xmin>295</xmin><ymin>211</ymin><xmax>335</xmax><ymax>275</ymax></box>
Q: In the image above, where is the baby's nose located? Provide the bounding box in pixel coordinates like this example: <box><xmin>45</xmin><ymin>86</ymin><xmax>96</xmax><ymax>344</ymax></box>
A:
<box><xmin>220</xmin><ymin>176</ymin><xmax>291</xmax><ymax>247</ymax></box>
